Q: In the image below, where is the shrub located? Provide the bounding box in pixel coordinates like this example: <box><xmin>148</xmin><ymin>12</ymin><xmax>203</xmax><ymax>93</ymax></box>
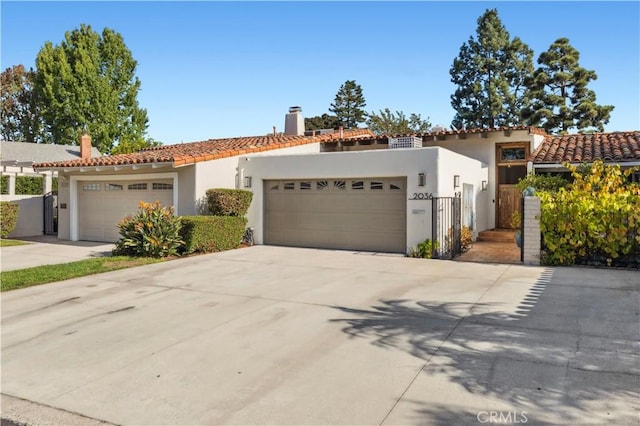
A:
<box><xmin>516</xmin><ymin>173</ymin><xmax>570</xmax><ymax>193</ymax></box>
<box><xmin>205</xmin><ymin>189</ymin><xmax>253</xmax><ymax>216</ymax></box>
<box><xmin>538</xmin><ymin>161</ymin><xmax>640</xmax><ymax>267</ymax></box>
<box><xmin>510</xmin><ymin>211</ymin><xmax>521</xmax><ymax>229</ymax></box>
<box><xmin>0</xmin><ymin>176</ymin><xmax>7</xmax><ymax>194</ymax></box>
<box><xmin>113</xmin><ymin>201</ymin><xmax>183</xmax><ymax>258</ymax></box>
<box><xmin>16</xmin><ymin>176</ymin><xmax>43</xmax><ymax>195</ymax></box>
<box><xmin>0</xmin><ymin>202</ymin><xmax>19</xmax><ymax>237</ymax></box>
<box><xmin>179</xmin><ymin>216</ymin><xmax>247</xmax><ymax>254</ymax></box>
<box><xmin>409</xmin><ymin>239</ymin><xmax>439</xmax><ymax>259</ymax></box>
<box><xmin>460</xmin><ymin>226</ymin><xmax>473</xmax><ymax>251</ymax></box>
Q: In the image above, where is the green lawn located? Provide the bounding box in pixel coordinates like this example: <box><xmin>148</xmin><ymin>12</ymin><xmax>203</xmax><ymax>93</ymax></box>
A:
<box><xmin>0</xmin><ymin>239</ymin><xmax>30</xmax><ymax>247</ymax></box>
<box><xmin>1</xmin><ymin>256</ymin><xmax>163</xmax><ymax>292</ymax></box>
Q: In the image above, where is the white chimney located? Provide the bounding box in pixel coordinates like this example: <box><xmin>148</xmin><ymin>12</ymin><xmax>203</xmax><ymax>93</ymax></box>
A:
<box><xmin>284</xmin><ymin>106</ymin><xmax>304</xmax><ymax>136</ymax></box>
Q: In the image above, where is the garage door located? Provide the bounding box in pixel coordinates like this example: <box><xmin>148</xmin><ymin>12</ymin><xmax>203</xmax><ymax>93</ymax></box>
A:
<box><xmin>78</xmin><ymin>179</ymin><xmax>174</xmax><ymax>242</ymax></box>
<box><xmin>265</xmin><ymin>178</ymin><xmax>406</xmax><ymax>253</ymax></box>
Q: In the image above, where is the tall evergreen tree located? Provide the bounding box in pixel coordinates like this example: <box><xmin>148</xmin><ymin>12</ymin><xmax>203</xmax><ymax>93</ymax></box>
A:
<box><xmin>304</xmin><ymin>113</ymin><xmax>340</xmax><ymax>131</ymax></box>
<box><xmin>34</xmin><ymin>24</ymin><xmax>150</xmax><ymax>153</ymax></box>
<box><xmin>523</xmin><ymin>38</ymin><xmax>614</xmax><ymax>133</ymax></box>
<box><xmin>329</xmin><ymin>80</ymin><xmax>367</xmax><ymax>128</ymax></box>
<box><xmin>450</xmin><ymin>9</ymin><xmax>534</xmax><ymax>129</ymax></box>
<box><xmin>0</xmin><ymin>65</ymin><xmax>44</xmax><ymax>142</ymax></box>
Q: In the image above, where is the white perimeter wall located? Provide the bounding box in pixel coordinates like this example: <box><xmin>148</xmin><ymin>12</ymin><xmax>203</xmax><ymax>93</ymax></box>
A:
<box><xmin>240</xmin><ymin>147</ymin><xmax>488</xmax><ymax>253</ymax></box>
<box><xmin>1</xmin><ymin>195</ymin><xmax>43</xmax><ymax>238</ymax></box>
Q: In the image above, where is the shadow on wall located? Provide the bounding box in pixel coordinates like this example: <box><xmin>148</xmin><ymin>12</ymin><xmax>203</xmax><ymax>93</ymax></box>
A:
<box><xmin>329</xmin><ymin>268</ymin><xmax>640</xmax><ymax>425</ymax></box>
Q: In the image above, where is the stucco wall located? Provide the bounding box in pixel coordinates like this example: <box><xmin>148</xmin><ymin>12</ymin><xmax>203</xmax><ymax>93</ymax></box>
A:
<box><xmin>1</xmin><ymin>195</ymin><xmax>44</xmax><ymax>237</ymax></box>
<box><xmin>240</xmin><ymin>147</ymin><xmax>487</xmax><ymax>253</ymax></box>
<box><xmin>193</xmin><ymin>142</ymin><xmax>321</xmax><ymax>212</ymax></box>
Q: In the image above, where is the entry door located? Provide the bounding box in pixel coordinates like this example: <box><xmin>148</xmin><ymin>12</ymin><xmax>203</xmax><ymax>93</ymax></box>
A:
<box><xmin>498</xmin><ymin>185</ymin><xmax>521</xmax><ymax>229</ymax></box>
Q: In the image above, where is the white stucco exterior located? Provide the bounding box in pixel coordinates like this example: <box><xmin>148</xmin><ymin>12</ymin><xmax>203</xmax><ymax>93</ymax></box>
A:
<box><xmin>240</xmin><ymin>147</ymin><xmax>488</xmax><ymax>253</ymax></box>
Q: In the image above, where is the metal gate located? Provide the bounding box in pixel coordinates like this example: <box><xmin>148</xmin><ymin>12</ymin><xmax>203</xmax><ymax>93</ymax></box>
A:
<box><xmin>44</xmin><ymin>191</ymin><xmax>58</xmax><ymax>235</ymax></box>
<box><xmin>431</xmin><ymin>194</ymin><xmax>462</xmax><ymax>259</ymax></box>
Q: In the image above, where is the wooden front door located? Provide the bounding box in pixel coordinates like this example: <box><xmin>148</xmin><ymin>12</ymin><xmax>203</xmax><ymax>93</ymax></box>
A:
<box><xmin>498</xmin><ymin>185</ymin><xmax>521</xmax><ymax>228</ymax></box>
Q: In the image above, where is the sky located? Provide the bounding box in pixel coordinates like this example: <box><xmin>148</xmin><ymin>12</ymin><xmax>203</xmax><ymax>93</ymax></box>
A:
<box><xmin>2</xmin><ymin>1</ymin><xmax>639</xmax><ymax>145</ymax></box>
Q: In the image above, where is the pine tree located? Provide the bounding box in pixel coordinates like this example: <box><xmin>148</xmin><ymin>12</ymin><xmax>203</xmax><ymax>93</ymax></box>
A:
<box><xmin>34</xmin><ymin>24</ymin><xmax>150</xmax><ymax>153</ymax></box>
<box><xmin>329</xmin><ymin>80</ymin><xmax>367</xmax><ymax>128</ymax></box>
<box><xmin>523</xmin><ymin>38</ymin><xmax>614</xmax><ymax>133</ymax></box>
<box><xmin>450</xmin><ymin>9</ymin><xmax>534</xmax><ymax>129</ymax></box>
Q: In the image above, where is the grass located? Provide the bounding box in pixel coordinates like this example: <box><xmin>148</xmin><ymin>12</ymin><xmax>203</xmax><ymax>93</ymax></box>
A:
<box><xmin>1</xmin><ymin>256</ymin><xmax>164</xmax><ymax>292</ymax></box>
<box><xmin>0</xmin><ymin>239</ymin><xmax>30</xmax><ymax>247</ymax></box>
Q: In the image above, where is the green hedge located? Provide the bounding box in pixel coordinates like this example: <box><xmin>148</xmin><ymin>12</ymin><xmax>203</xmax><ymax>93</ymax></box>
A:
<box><xmin>0</xmin><ymin>202</ymin><xmax>19</xmax><ymax>237</ymax></box>
<box><xmin>0</xmin><ymin>176</ymin><xmax>45</xmax><ymax>195</ymax></box>
<box><xmin>205</xmin><ymin>189</ymin><xmax>253</xmax><ymax>216</ymax></box>
<box><xmin>179</xmin><ymin>216</ymin><xmax>247</xmax><ymax>254</ymax></box>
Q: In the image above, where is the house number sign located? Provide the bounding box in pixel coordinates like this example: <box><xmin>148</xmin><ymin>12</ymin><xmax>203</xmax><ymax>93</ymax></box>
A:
<box><xmin>409</xmin><ymin>192</ymin><xmax>433</xmax><ymax>200</ymax></box>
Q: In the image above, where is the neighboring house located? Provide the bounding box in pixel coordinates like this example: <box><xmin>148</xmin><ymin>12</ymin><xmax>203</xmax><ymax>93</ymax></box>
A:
<box><xmin>33</xmin><ymin>106</ymin><xmax>640</xmax><ymax>255</ymax></box>
<box><xmin>0</xmin><ymin>139</ymin><xmax>101</xmax><ymax>238</ymax></box>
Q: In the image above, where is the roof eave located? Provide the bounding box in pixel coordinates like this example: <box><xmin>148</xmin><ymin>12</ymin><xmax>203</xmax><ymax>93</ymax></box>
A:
<box><xmin>34</xmin><ymin>161</ymin><xmax>176</xmax><ymax>173</ymax></box>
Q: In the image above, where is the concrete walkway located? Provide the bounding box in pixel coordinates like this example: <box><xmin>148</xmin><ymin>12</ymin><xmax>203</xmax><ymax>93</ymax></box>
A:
<box><xmin>1</xmin><ymin>236</ymin><xmax>114</xmax><ymax>272</ymax></box>
<box><xmin>1</xmin><ymin>246</ymin><xmax>639</xmax><ymax>425</ymax></box>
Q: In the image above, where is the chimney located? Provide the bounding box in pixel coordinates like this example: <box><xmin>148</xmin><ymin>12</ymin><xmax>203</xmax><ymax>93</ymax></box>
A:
<box><xmin>284</xmin><ymin>106</ymin><xmax>304</xmax><ymax>136</ymax></box>
<box><xmin>273</xmin><ymin>126</ymin><xmax>277</xmax><ymax>136</ymax></box>
<box><xmin>80</xmin><ymin>133</ymin><xmax>92</xmax><ymax>160</ymax></box>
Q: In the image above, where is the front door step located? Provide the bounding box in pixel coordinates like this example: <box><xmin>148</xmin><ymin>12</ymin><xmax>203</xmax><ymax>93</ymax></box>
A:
<box><xmin>478</xmin><ymin>229</ymin><xmax>516</xmax><ymax>243</ymax></box>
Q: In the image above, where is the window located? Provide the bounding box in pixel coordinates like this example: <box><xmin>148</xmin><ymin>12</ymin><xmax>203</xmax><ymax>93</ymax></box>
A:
<box><xmin>105</xmin><ymin>183</ymin><xmax>123</xmax><ymax>191</ymax></box>
<box><xmin>500</xmin><ymin>147</ymin><xmax>526</xmax><ymax>161</ymax></box>
<box><xmin>269</xmin><ymin>183</ymin><xmax>279</xmax><ymax>191</ymax></box>
<box><xmin>83</xmin><ymin>183</ymin><xmax>100</xmax><ymax>191</ymax></box>
<box><xmin>333</xmin><ymin>180</ymin><xmax>346</xmax><ymax>190</ymax></box>
<box><xmin>316</xmin><ymin>180</ymin><xmax>328</xmax><ymax>190</ymax></box>
<box><xmin>370</xmin><ymin>181</ymin><xmax>384</xmax><ymax>190</ymax></box>
<box><xmin>300</xmin><ymin>181</ymin><xmax>311</xmax><ymax>190</ymax></box>
<box><xmin>152</xmin><ymin>182</ymin><xmax>173</xmax><ymax>190</ymax></box>
<box><xmin>351</xmin><ymin>180</ymin><xmax>364</xmax><ymax>190</ymax></box>
<box><xmin>283</xmin><ymin>182</ymin><xmax>295</xmax><ymax>190</ymax></box>
<box><xmin>128</xmin><ymin>183</ymin><xmax>147</xmax><ymax>190</ymax></box>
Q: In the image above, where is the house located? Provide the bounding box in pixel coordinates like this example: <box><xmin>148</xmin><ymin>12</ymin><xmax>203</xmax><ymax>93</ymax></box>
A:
<box><xmin>33</xmin><ymin>107</ymin><xmax>640</xmax><ymax>255</ymax></box>
<box><xmin>0</xmin><ymin>139</ymin><xmax>101</xmax><ymax>237</ymax></box>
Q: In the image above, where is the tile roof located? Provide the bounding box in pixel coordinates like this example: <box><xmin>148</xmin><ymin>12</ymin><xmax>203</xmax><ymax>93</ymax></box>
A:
<box><xmin>320</xmin><ymin>126</ymin><xmax>548</xmax><ymax>145</ymax></box>
<box><xmin>530</xmin><ymin>131</ymin><xmax>640</xmax><ymax>164</ymax></box>
<box><xmin>33</xmin><ymin>128</ymin><xmax>374</xmax><ymax>169</ymax></box>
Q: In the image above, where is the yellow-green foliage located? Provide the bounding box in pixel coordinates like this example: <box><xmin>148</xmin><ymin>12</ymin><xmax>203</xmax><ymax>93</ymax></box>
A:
<box><xmin>113</xmin><ymin>201</ymin><xmax>183</xmax><ymax>258</ymax></box>
<box><xmin>0</xmin><ymin>202</ymin><xmax>19</xmax><ymax>237</ymax></box>
<box><xmin>538</xmin><ymin>161</ymin><xmax>640</xmax><ymax>266</ymax></box>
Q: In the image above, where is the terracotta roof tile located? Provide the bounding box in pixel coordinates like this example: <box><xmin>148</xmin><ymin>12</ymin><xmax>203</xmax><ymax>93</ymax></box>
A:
<box><xmin>530</xmin><ymin>131</ymin><xmax>640</xmax><ymax>164</ymax></box>
<box><xmin>33</xmin><ymin>128</ymin><xmax>375</xmax><ymax>169</ymax></box>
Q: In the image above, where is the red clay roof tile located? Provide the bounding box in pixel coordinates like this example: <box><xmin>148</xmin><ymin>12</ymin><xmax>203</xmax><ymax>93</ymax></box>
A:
<box><xmin>33</xmin><ymin>129</ymin><xmax>375</xmax><ymax>169</ymax></box>
<box><xmin>530</xmin><ymin>131</ymin><xmax>640</xmax><ymax>164</ymax></box>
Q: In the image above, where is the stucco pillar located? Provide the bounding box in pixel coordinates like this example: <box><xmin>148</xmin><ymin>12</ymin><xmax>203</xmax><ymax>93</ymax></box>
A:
<box><xmin>8</xmin><ymin>174</ymin><xmax>16</xmax><ymax>195</ymax></box>
<box><xmin>523</xmin><ymin>196</ymin><xmax>541</xmax><ymax>265</ymax></box>
<box><xmin>43</xmin><ymin>173</ymin><xmax>53</xmax><ymax>194</ymax></box>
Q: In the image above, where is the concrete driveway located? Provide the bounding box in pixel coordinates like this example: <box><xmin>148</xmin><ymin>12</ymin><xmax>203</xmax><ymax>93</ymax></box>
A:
<box><xmin>1</xmin><ymin>236</ymin><xmax>114</xmax><ymax>272</ymax></box>
<box><xmin>1</xmin><ymin>246</ymin><xmax>639</xmax><ymax>425</ymax></box>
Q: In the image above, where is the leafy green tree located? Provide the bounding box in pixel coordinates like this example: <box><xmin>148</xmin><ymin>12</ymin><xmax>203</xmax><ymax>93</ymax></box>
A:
<box><xmin>366</xmin><ymin>108</ymin><xmax>432</xmax><ymax>134</ymax></box>
<box><xmin>0</xmin><ymin>65</ymin><xmax>44</xmax><ymax>142</ymax></box>
<box><xmin>111</xmin><ymin>137</ymin><xmax>162</xmax><ymax>154</ymax></box>
<box><xmin>523</xmin><ymin>38</ymin><xmax>614</xmax><ymax>134</ymax></box>
<box><xmin>329</xmin><ymin>80</ymin><xmax>367</xmax><ymax>128</ymax></box>
<box><xmin>450</xmin><ymin>9</ymin><xmax>534</xmax><ymax>129</ymax></box>
<box><xmin>304</xmin><ymin>114</ymin><xmax>340</xmax><ymax>131</ymax></box>
<box><xmin>34</xmin><ymin>24</ymin><xmax>149</xmax><ymax>153</ymax></box>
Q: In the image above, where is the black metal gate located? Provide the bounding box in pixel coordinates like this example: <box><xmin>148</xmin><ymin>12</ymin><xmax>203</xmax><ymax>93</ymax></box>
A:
<box><xmin>44</xmin><ymin>191</ymin><xmax>58</xmax><ymax>235</ymax></box>
<box><xmin>431</xmin><ymin>194</ymin><xmax>462</xmax><ymax>259</ymax></box>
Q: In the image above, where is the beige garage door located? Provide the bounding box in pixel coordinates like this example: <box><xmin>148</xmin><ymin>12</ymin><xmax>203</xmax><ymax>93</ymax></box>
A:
<box><xmin>78</xmin><ymin>179</ymin><xmax>174</xmax><ymax>242</ymax></box>
<box><xmin>265</xmin><ymin>178</ymin><xmax>406</xmax><ymax>253</ymax></box>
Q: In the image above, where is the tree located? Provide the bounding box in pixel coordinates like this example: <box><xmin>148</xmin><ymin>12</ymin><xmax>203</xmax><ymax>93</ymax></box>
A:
<box><xmin>1</xmin><ymin>65</ymin><xmax>44</xmax><ymax>142</ymax></box>
<box><xmin>34</xmin><ymin>24</ymin><xmax>150</xmax><ymax>153</ymax></box>
<box><xmin>329</xmin><ymin>80</ymin><xmax>367</xmax><ymax>128</ymax></box>
<box><xmin>522</xmin><ymin>38</ymin><xmax>614</xmax><ymax>134</ymax></box>
<box><xmin>450</xmin><ymin>9</ymin><xmax>534</xmax><ymax>129</ymax></box>
<box><xmin>366</xmin><ymin>108</ymin><xmax>432</xmax><ymax>134</ymax></box>
<box><xmin>304</xmin><ymin>114</ymin><xmax>340</xmax><ymax>131</ymax></box>
<box><xmin>111</xmin><ymin>137</ymin><xmax>162</xmax><ymax>154</ymax></box>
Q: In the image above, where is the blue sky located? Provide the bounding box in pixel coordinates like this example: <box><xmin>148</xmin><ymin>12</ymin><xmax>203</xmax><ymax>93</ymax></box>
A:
<box><xmin>2</xmin><ymin>1</ymin><xmax>639</xmax><ymax>145</ymax></box>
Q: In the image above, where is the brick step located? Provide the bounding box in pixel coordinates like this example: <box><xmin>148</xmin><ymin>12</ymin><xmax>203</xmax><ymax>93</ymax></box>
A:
<box><xmin>477</xmin><ymin>230</ymin><xmax>516</xmax><ymax>243</ymax></box>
